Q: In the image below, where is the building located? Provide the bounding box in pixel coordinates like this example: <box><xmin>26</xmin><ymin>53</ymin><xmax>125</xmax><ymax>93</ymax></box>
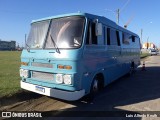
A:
<box><xmin>142</xmin><ymin>42</ymin><xmax>156</xmax><ymax>49</ymax></box>
<box><xmin>0</xmin><ymin>40</ymin><xmax>16</xmax><ymax>50</ymax></box>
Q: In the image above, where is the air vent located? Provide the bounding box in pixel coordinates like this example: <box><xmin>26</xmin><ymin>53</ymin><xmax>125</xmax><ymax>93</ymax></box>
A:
<box><xmin>32</xmin><ymin>62</ymin><xmax>53</xmax><ymax>68</ymax></box>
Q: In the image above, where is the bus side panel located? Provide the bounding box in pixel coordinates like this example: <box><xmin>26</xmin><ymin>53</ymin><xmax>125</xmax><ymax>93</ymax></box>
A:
<box><xmin>81</xmin><ymin>45</ymin><xmax>122</xmax><ymax>94</ymax></box>
<box><xmin>81</xmin><ymin>42</ymin><xmax>140</xmax><ymax>95</ymax></box>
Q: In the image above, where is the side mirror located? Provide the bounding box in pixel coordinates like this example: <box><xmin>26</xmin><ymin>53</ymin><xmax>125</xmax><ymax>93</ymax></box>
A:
<box><xmin>95</xmin><ymin>23</ymin><xmax>102</xmax><ymax>36</ymax></box>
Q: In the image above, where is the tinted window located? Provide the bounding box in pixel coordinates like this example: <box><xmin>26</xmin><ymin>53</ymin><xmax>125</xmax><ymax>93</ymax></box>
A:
<box><xmin>107</xmin><ymin>28</ymin><xmax>110</xmax><ymax>45</ymax></box>
<box><xmin>132</xmin><ymin>36</ymin><xmax>135</xmax><ymax>42</ymax></box>
<box><xmin>110</xmin><ymin>29</ymin><xmax>118</xmax><ymax>45</ymax></box>
<box><xmin>116</xmin><ymin>31</ymin><xmax>120</xmax><ymax>46</ymax></box>
<box><xmin>92</xmin><ymin>22</ymin><xmax>97</xmax><ymax>44</ymax></box>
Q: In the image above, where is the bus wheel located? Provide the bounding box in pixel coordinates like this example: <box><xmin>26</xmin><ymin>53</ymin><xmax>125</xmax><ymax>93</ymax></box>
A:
<box><xmin>87</xmin><ymin>78</ymin><xmax>99</xmax><ymax>103</ymax></box>
<box><xmin>91</xmin><ymin>78</ymin><xmax>99</xmax><ymax>93</ymax></box>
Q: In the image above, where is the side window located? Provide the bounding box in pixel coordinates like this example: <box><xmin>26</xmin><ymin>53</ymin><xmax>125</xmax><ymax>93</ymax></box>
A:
<box><xmin>123</xmin><ymin>33</ymin><xmax>130</xmax><ymax>45</ymax></box>
<box><xmin>86</xmin><ymin>21</ymin><xmax>98</xmax><ymax>45</ymax></box>
<box><xmin>116</xmin><ymin>31</ymin><xmax>120</xmax><ymax>46</ymax></box>
<box><xmin>110</xmin><ymin>28</ymin><xmax>118</xmax><ymax>45</ymax></box>
<box><xmin>132</xmin><ymin>36</ymin><xmax>135</xmax><ymax>42</ymax></box>
<box><xmin>107</xmin><ymin>28</ymin><xmax>110</xmax><ymax>45</ymax></box>
<box><xmin>91</xmin><ymin>22</ymin><xmax>97</xmax><ymax>44</ymax></box>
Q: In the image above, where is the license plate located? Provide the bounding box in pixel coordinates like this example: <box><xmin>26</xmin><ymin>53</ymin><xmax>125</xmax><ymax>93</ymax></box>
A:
<box><xmin>35</xmin><ymin>86</ymin><xmax>45</xmax><ymax>93</ymax></box>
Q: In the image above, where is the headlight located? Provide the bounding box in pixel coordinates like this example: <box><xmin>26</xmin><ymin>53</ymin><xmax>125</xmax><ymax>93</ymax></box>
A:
<box><xmin>20</xmin><ymin>69</ymin><xmax>29</xmax><ymax>78</ymax></box>
<box><xmin>20</xmin><ymin>69</ymin><xmax>24</xmax><ymax>77</ymax></box>
<box><xmin>63</xmin><ymin>75</ymin><xmax>72</xmax><ymax>85</ymax></box>
<box><xmin>56</xmin><ymin>74</ymin><xmax>63</xmax><ymax>84</ymax></box>
<box><xmin>23</xmin><ymin>70</ymin><xmax>29</xmax><ymax>78</ymax></box>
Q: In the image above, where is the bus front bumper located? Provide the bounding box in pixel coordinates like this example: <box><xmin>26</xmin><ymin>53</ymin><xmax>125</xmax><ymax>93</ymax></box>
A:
<box><xmin>20</xmin><ymin>81</ymin><xmax>85</xmax><ymax>101</ymax></box>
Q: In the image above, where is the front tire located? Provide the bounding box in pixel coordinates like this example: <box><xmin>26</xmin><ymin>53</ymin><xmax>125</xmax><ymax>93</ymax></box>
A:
<box><xmin>91</xmin><ymin>78</ymin><xmax>99</xmax><ymax>94</ymax></box>
<box><xmin>87</xmin><ymin>78</ymin><xmax>99</xmax><ymax>103</ymax></box>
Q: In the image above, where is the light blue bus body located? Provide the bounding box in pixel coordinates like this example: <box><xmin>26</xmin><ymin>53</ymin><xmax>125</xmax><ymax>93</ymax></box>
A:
<box><xmin>20</xmin><ymin>13</ymin><xmax>140</xmax><ymax>101</ymax></box>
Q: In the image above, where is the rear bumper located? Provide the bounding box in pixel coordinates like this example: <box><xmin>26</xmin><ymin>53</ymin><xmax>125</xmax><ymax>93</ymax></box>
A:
<box><xmin>151</xmin><ymin>53</ymin><xmax>157</xmax><ymax>55</ymax></box>
<box><xmin>20</xmin><ymin>81</ymin><xmax>85</xmax><ymax>101</ymax></box>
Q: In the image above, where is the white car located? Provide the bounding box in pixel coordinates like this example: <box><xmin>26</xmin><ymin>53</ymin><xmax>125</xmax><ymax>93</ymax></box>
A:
<box><xmin>149</xmin><ymin>49</ymin><xmax>157</xmax><ymax>56</ymax></box>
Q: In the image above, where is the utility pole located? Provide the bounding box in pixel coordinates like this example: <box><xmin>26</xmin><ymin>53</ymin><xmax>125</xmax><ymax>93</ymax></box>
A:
<box><xmin>141</xmin><ymin>29</ymin><xmax>143</xmax><ymax>46</ymax></box>
<box><xmin>116</xmin><ymin>9</ymin><xmax>120</xmax><ymax>25</ymax></box>
<box><xmin>147</xmin><ymin>37</ymin><xmax>149</xmax><ymax>49</ymax></box>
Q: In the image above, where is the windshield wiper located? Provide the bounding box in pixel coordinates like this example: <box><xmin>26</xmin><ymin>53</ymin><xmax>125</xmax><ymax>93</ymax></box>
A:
<box><xmin>50</xmin><ymin>35</ymin><xmax>61</xmax><ymax>54</ymax></box>
<box><xmin>26</xmin><ymin>43</ymin><xmax>30</xmax><ymax>52</ymax></box>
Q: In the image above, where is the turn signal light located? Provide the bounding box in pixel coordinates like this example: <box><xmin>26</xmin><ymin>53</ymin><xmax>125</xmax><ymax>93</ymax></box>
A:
<box><xmin>21</xmin><ymin>62</ymin><xmax>28</xmax><ymax>66</ymax></box>
<box><xmin>64</xmin><ymin>65</ymin><xmax>72</xmax><ymax>70</ymax></box>
<box><xmin>58</xmin><ymin>65</ymin><xmax>64</xmax><ymax>69</ymax></box>
<box><xmin>57</xmin><ymin>65</ymin><xmax>72</xmax><ymax>70</ymax></box>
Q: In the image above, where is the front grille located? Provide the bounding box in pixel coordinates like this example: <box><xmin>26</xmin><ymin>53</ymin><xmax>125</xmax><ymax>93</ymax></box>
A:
<box><xmin>32</xmin><ymin>71</ymin><xmax>53</xmax><ymax>80</ymax></box>
<box><xmin>32</xmin><ymin>62</ymin><xmax>53</xmax><ymax>68</ymax></box>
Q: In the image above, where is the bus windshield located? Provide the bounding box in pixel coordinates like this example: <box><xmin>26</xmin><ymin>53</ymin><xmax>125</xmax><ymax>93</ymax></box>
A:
<box><xmin>26</xmin><ymin>20</ymin><xmax>50</xmax><ymax>48</ymax></box>
<box><xmin>26</xmin><ymin>16</ymin><xmax>85</xmax><ymax>49</ymax></box>
<box><xmin>45</xmin><ymin>16</ymin><xmax>85</xmax><ymax>49</ymax></box>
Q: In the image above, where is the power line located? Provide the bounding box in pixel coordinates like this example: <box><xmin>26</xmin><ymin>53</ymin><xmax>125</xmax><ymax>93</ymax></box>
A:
<box><xmin>91</xmin><ymin>0</ymin><xmax>131</xmax><ymax>25</ymax></box>
<box><xmin>117</xmin><ymin>0</ymin><xmax>131</xmax><ymax>25</ymax></box>
<box><xmin>120</xmin><ymin>0</ymin><xmax>131</xmax><ymax>13</ymax></box>
<box><xmin>0</xmin><ymin>9</ymin><xmax>52</xmax><ymax>15</ymax></box>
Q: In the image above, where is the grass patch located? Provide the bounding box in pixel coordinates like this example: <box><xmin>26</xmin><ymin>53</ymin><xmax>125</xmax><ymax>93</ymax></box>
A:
<box><xmin>140</xmin><ymin>52</ymin><xmax>150</xmax><ymax>59</ymax></box>
<box><xmin>0</xmin><ymin>51</ymin><xmax>21</xmax><ymax>97</ymax></box>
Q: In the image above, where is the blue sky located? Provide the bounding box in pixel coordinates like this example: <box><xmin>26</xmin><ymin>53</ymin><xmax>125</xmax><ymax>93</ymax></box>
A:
<box><xmin>0</xmin><ymin>0</ymin><xmax>160</xmax><ymax>47</ymax></box>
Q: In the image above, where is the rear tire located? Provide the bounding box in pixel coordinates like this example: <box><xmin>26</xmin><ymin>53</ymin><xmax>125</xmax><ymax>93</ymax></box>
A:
<box><xmin>128</xmin><ymin>62</ymin><xmax>135</xmax><ymax>76</ymax></box>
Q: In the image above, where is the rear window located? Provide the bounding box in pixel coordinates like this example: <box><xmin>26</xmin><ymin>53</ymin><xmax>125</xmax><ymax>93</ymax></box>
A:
<box><xmin>151</xmin><ymin>50</ymin><xmax>156</xmax><ymax>52</ymax></box>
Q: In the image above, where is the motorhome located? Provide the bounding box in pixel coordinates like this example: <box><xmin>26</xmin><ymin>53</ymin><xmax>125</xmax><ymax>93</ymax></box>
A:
<box><xmin>20</xmin><ymin>13</ymin><xmax>140</xmax><ymax>101</ymax></box>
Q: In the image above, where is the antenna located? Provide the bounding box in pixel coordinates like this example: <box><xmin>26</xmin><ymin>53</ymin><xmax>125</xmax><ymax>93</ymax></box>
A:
<box><xmin>141</xmin><ymin>29</ymin><xmax>143</xmax><ymax>45</ymax></box>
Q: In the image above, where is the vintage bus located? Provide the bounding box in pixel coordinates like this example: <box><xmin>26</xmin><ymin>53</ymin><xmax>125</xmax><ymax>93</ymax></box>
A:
<box><xmin>20</xmin><ymin>13</ymin><xmax>140</xmax><ymax>101</ymax></box>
